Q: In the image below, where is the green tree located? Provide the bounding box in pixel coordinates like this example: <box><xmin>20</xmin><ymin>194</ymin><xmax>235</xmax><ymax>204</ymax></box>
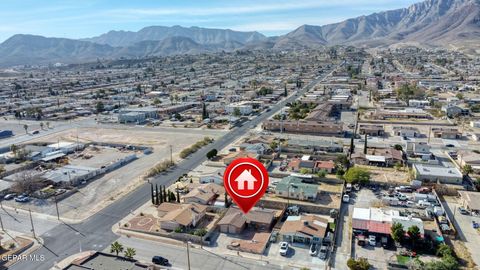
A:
<box><xmin>159</xmin><ymin>185</ymin><xmax>164</xmax><ymax>203</ymax></box>
<box><xmin>124</xmin><ymin>247</ymin><xmax>136</xmax><ymax>259</ymax></box>
<box><xmin>10</xmin><ymin>144</ymin><xmax>18</xmax><ymax>155</ymax></box>
<box><xmin>168</xmin><ymin>190</ymin><xmax>176</xmax><ymax>202</ymax></box>
<box><xmin>344</xmin><ymin>167</ymin><xmax>370</xmax><ymax>184</ymax></box>
<box><xmin>224</xmin><ymin>192</ymin><xmax>230</xmax><ymax>208</ymax></box>
<box><xmin>436</xmin><ymin>244</ymin><xmax>453</xmax><ymax>258</ymax></box>
<box><xmin>462</xmin><ymin>164</ymin><xmax>473</xmax><ymax>176</ymax></box>
<box><xmin>317</xmin><ymin>169</ymin><xmax>327</xmax><ymax>178</ymax></box>
<box><xmin>394</xmin><ymin>162</ymin><xmax>403</xmax><ymax>171</ymax></box>
<box><xmin>347</xmin><ymin>257</ymin><xmax>371</xmax><ymax>270</ymax></box>
<box><xmin>194</xmin><ymin>228</ymin><xmax>208</xmax><ymax>237</ymax></box>
<box><xmin>46</xmin><ymin>122</ymin><xmax>50</xmax><ymax>129</ymax></box>
<box><xmin>23</xmin><ymin>124</ymin><xmax>28</xmax><ymax>134</ymax></box>
<box><xmin>233</xmin><ymin>107</ymin><xmax>241</xmax><ymax>117</ymax></box>
<box><xmin>176</xmin><ymin>190</ymin><xmax>180</xmax><ymax>203</ymax></box>
<box><xmin>153</xmin><ymin>98</ymin><xmax>161</xmax><ymax>106</ymax></box>
<box><xmin>151</xmin><ymin>184</ymin><xmax>155</xmax><ymax>204</ymax></box>
<box><xmin>155</xmin><ymin>184</ymin><xmax>159</xmax><ymax>205</ymax></box>
<box><xmin>202</xmin><ymin>103</ymin><xmax>208</xmax><ymax>119</ymax></box>
<box><xmin>407</xmin><ymin>225</ymin><xmax>421</xmax><ymax>250</ymax></box>
<box><xmin>39</xmin><ymin>122</ymin><xmax>44</xmax><ymax>130</ymax></box>
<box><xmin>335</xmin><ymin>154</ymin><xmax>349</xmax><ymax>169</ymax></box>
<box><xmin>96</xmin><ymin>101</ymin><xmax>105</xmax><ymax>113</ymax></box>
<box><xmin>363</xmin><ymin>134</ymin><xmax>368</xmax><ymax>154</ymax></box>
<box><xmin>300</xmin><ymin>168</ymin><xmax>311</xmax><ymax>175</ymax></box>
<box><xmin>110</xmin><ymin>241</ymin><xmax>124</xmax><ymax>256</ymax></box>
<box><xmin>391</xmin><ymin>222</ymin><xmax>405</xmax><ymax>243</ymax></box>
<box><xmin>396</xmin><ymin>83</ymin><xmax>423</xmax><ymax>106</ymax></box>
<box><xmin>284</xmin><ymin>83</ymin><xmax>288</xmax><ymax>97</ymax></box>
<box><xmin>162</xmin><ymin>186</ymin><xmax>167</xmax><ymax>202</ymax></box>
<box><xmin>393</xmin><ymin>144</ymin><xmax>403</xmax><ymax>151</ymax></box>
<box><xmin>206</xmin><ymin>149</ymin><xmax>218</xmax><ymax>159</ymax></box>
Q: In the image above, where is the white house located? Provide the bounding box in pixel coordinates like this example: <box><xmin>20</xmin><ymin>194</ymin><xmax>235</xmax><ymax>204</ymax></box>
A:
<box><xmin>234</xmin><ymin>169</ymin><xmax>257</xmax><ymax>190</ymax></box>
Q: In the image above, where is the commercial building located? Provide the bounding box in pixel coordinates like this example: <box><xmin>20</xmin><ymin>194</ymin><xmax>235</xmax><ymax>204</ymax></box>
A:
<box><xmin>263</xmin><ymin>120</ymin><xmax>344</xmax><ymax>136</ymax></box>
<box><xmin>412</xmin><ymin>163</ymin><xmax>463</xmax><ymax>184</ymax></box>
<box><xmin>352</xmin><ymin>207</ymin><xmax>424</xmax><ymax>236</ymax></box>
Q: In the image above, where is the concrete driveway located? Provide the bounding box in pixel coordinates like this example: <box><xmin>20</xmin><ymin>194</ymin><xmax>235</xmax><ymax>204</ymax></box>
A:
<box><xmin>442</xmin><ymin>196</ymin><xmax>480</xmax><ymax>267</ymax></box>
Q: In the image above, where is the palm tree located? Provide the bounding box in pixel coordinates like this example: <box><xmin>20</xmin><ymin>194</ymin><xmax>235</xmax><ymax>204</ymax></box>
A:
<box><xmin>407</xmin><ymin>225</ymin><xmax>421</xmax><ymax>250</ymax></box>
<box><xmin>46</xmin><ymin>122</ymin><xmax>50</xmax><ymax>129</ymax></box>
<box><xmin>110</xmin><ymin>241</ymin><xmax>124</xmax><ymax>256</ymax></box>
<box><xmin>462</xmin><ymin>165</ymin><xmax>473</xmax><ymax>176</ymax></box>
<box><xmin>23</xmin><ymin>124</ymin><xmax>28</xmax><ymax>134</ymax></box>
<box><xmin>10</xmin><ymin>144</ymin><xmax>18</xmax><ymax>155</ymax></box>
<box><xmin>124</xmin><ymin>247</ymin><xmax>136</xmax><ymax>259</ymax></box>
<box><xmin>39</xmin><ymin>122</ymin><xmax>44</xmax><ymax>130</ymax></box>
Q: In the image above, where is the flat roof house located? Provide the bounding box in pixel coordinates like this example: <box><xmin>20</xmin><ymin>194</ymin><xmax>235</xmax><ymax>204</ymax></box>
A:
<box><xmin>413</xmin><ymin>164</ymin><xmax>463</xmax><ymax>184</ymax></box>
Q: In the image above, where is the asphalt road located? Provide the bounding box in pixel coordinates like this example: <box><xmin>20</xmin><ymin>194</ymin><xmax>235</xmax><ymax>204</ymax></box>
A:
<box><xmin>114</xmin><ymin>235</ymin><xmax>279</xmax><ymax>270</ymax></box>
<box><xmin>9</xmin><ymin>69</ymin><xmax>334</xmax><ymax>270</ymax></box>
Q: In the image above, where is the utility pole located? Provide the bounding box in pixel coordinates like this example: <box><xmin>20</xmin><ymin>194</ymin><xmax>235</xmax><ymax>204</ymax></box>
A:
<box><xmin>0</xmin><ymin>214</ymin><xmax>4</xmax><ymax>231</ymax></box>
<box><xmin>186</xmin><ymin>241</ymin><xmax>191</xmax><ymax>270</ymax></box>
<box><xmin>54</xmin><ymin>195</ymin><xmax>60</xmax><ymax>220</ymax></box>
<box><xmin>29</xmin><ymin>209</ymin><xmax>36</xmax><ymax>239</ymax></box>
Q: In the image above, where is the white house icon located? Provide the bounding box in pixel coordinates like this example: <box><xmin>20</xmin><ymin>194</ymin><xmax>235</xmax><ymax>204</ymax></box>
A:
<box><xmin>234</xmin><ymin>169</ymin><xmax>257</xmax><ymax>190</ymax></box>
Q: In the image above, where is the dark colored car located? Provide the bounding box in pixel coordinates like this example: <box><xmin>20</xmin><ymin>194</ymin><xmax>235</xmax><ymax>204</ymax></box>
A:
<box><xmin>152</xmin><ymin>256</ymin><xmax>169</xmax><ymax>266</ymax></box>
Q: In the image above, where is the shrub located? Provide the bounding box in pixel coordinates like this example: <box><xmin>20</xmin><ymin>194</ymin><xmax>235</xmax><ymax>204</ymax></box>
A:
<box><xmin>344</xmin><ymin>167</ymin><xmax>370</xmax><ymax>184</ymax></box>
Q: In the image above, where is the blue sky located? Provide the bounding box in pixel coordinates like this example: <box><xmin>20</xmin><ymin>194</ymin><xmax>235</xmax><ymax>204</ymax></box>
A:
<box><xmin>0</xmin><ymin>0</ymin><xmax>420</xmax><ymax>42</ymax></box>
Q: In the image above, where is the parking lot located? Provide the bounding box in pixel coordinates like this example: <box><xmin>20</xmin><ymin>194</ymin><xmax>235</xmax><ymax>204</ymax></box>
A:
<box><xmin>350</xmin><ymin>188</ymin><xmax>396</xmax><ymax>269</ymax></box>
<box><xmin>266</xmin><ymin>241</ymin><xmax>327</xmax><ymax>270</ymax></box>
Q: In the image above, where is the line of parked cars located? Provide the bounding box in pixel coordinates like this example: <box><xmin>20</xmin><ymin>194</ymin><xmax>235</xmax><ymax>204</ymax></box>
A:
<box><xmin>2</xmin><ymin>193</ymin><xmax>31</xmax><ymax>203</ymax></box>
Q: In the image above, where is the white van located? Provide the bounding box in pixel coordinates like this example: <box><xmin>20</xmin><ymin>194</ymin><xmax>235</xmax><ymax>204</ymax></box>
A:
<box><xmin>417</xmin><ymin>200</ymin><xmax>431</xmax><ymax>208</ymax></box>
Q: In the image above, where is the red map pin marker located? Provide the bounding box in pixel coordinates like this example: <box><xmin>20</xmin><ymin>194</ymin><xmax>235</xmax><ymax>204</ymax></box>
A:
<box><xmin>223</xmin><ymin>157</ymin><xmax>269</xmax><ymax>214</ymax></box>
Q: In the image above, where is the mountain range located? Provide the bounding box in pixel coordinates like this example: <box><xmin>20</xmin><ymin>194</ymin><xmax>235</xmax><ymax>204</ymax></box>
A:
<box><xmin>0</xmin><ymin>0</ymin><xmax>479</xmax><ymax>66</ymax></box>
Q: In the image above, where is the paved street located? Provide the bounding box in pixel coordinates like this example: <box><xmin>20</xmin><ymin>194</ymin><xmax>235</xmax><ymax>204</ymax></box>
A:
<box><xmin>8</xmin><ymin>68</ymin><xmax>336</xmax><ymax>270</ymax></box>
<box><xmin>114</xmin><ymin>236</ymin><xmax>277</xmax><ymax>270</ymax></box>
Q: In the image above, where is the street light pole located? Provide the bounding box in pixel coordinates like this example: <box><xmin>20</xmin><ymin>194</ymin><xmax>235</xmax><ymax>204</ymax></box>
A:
<box><xmin>28</xmin><ymin>209</ymin><xmax>36</xmax><ymax>239</ymax></box>
<box><xmin>54</xmin><ymin>195</ymin><xmax>60</xmax><ymax>220</ymax></box>
<box><xmin>186</xmin><ymin>241</ymin><xmax>191</xmax><ymax>270</ymax></box>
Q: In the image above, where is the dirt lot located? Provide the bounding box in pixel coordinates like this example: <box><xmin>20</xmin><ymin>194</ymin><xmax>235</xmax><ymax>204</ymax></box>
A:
<box><xmin>357</xmin><ymin>165</ymin><xmax>410</xmax><ymax>184</ymax></box>
<box><xmin>10</xmin><ymin>127</ymin><xmax>224</xmax><ymax>221</ymax></box>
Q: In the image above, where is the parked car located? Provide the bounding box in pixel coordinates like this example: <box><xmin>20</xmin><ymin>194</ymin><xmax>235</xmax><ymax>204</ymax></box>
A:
<box><xmin>14</xmin><ymin>195</ymin><xmax>30</xmax><ymax>203</ymax></box>
<box><xmin>381</xmin><ymin>237</ymin><xmax>389</xmax><ymax>248</ymax></box>
<box><xmin>357</xmin><ymin>235</ymin><xmax>366</xmax><ymax>246</ymax></box>
<box><xmin>152</xmin><ymin>256</ymin><xmax>169</xmax><ymax>266</ymax></box>
<box><xmin>279</xmin><ymin>242</ymin><xmax>289</xmax><ymax>256</ymax></box>
<box><xmin>3</xmin><ymin>193</ymin><xmax>16</xmax><ymax>200</ymax></box>
<box><xmin>342</xmin><ymin>194</ymin><xmax>350</xmax><ymax>203</ymax></box>
<box><xmin>309</xmin><ymin>244</ymin><xmax>318</xmax><ymax>256</ymax></box>
<box><xmin>458</xmin><ymin>207</ymin><xmax>469</xmax><ymax>215</ymax></box>
<box><xmin>473</xmin><ymin>221</ymin><xmax>479</xmax><ymax>229</ymax></box>
<box><xmin>368</xmin><ymin>235</ymin><xmax>376</xmax><ymax>246</ymax></box>
<box><xmin>318</xmin><ymin>245</ymin><xmax>328</xmax><ymax>260</ymax></box>
<box><xmin>32</xmin><ymin>130</ymin><xmax>40</xmax><ymax>135</ymax></box>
